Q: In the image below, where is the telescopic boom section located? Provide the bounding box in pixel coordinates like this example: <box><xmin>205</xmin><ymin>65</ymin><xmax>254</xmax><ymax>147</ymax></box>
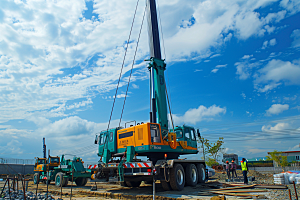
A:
<box><xmin>146</xmin><ymin>0</ymin><xmax>169</xmax><ymax>138</ymax></box>
<box><xmin>147</xmin><ymin>0</ymin><xmax>161</xmax><ymax>59</ymax></box>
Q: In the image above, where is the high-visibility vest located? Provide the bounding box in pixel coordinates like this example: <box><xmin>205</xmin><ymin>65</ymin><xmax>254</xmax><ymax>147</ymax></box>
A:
<box><xmin>241</xmin><ymin>161</ymin><xmax>247</xmax><ymax>171</ymax></box>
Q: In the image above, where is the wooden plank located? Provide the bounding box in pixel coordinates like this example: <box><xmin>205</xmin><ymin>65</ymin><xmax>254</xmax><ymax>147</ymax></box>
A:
<box><xmin>212</xmin><ymin>191</ymin><xmax>259</xmax><ymax>197</ymax></box>
<box><xmin>254</xmin><ymin>185</ymin><xmax>287</xmax><ymax>189</ymax></box>
<box><xmin>210</xmin><ymin>189</ymin><xmax>267</xmax><ymax>193</ymax></box>
<box><xmin>213</xmin><ymin>185</ymin><xmax>256</xmax><ymax>190</ymax></box>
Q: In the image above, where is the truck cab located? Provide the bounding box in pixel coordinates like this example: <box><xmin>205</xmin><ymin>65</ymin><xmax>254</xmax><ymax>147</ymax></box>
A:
<box><xmin>173</xmin><ymin>125</ymin><xmax>197</xmax><ymax>149</ymax></box>
<box><xmin>95</xmin><ymin>127</ymin><xmax>120</xmax><ymax>157</ymax></box>
<box><xmin>34</xmin><ymin>158</ymin><xmax>47</xmax><ymax>172</ymax></box>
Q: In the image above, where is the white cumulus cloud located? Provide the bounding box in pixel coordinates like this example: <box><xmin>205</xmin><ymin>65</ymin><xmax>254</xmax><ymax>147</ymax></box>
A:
<box><xmin>172</xmin><ymin>105</ymin><xmax>226</xmax><ymax>125</ymax></box>
<box><xmin>262</xmin><ymin>122</ymin><xmax>291</xmax><ymax>131</ymax></box>
<box><xmin>291</xmin><ymin>29</ymin><xmax>300</xmax><ymax>48</ymax></box>
<box><xmin>254</xmin><ymin>59</ymin><xmax>300</xmax><ymax>92</ymax></box>
<box><xmin>265</xmin><ymin>104</ymin><xmax>289</xmax><ymax>116</ymax></box>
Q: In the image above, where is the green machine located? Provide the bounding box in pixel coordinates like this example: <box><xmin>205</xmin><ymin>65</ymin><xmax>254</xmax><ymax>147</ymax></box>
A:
<box><xmin>34</xmin><ymin>155</ymin><xmax>91</xmax><ymax>187</ymax></box>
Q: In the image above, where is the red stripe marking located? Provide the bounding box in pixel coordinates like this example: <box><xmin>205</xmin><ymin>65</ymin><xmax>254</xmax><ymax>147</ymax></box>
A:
<box><xmin>144</xmin><ymin>163</ymin><xmax>149</xmax><ymax>168</ymax></box>
<box><xmin>130</xmin><ymin>163</ymin><xmax>134</xmax><ymax>168</ymax></box>
<box><xmin>137</xmin><ymin>163</ymin><xmax>143</xmax><ymax>167</ymax></box>
<box><xmin>123</xmin><ymin>164</ymin><xmax>127</xmax><ymax>168</ymax></box>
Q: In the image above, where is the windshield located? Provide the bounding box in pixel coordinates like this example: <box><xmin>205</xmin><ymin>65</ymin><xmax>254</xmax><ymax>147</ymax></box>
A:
<box><xmin>50</xmin><ymin>157</ymin><xmax>59</xmax><ymax>163</ymax></box>
<box><xmin>175</xmin><ymin>129</ymin><xmax>183</xmax><ymax>139</ymax></box>
<box><xmin>38</xmin><ymin>159</ymin><xmax>46</xmax><ymax>164</ymax></box>
<box><xmin>100</xmin><ymin>134</ymin><xmax>107</xmax><ymax>145</ymax></box>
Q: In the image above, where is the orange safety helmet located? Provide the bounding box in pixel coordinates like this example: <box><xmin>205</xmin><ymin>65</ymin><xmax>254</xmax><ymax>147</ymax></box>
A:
<box><xmin>226</xmin><ymin>161</ymin><xmax>229</xmax><ymax>163</ymax></box>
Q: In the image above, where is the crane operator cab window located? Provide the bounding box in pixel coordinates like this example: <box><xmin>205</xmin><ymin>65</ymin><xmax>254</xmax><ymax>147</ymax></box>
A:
<box><xmin>150</xmin><ymin>124</ymin><xmax>161</xmax><ymax>143</ymax></box>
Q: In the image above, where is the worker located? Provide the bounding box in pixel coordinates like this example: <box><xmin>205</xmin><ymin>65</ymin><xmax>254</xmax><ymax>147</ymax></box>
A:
<box><xmin>225</xmin><ymin>161</ymin><xmax>230</xmax><ymax>179</ymax></box>
<box><xmin>241</xmin><ymin>158</ymin><xmax>248</xmax><ymax>184</ymax></box>
<box><xmin>231</xmin><ymin>160</ymin><xmax>237</xmax><ymax>178</ymax></box>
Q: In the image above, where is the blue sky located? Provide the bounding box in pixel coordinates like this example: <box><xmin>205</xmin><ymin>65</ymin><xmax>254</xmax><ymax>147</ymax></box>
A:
<box><xmin>0</xmin><ymin>0</ymin><xmax>300</xmax><ymax>163</ymax></box>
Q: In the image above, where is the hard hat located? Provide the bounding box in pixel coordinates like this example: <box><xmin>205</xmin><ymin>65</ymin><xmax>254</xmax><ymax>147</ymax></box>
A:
<box><xmin>231</xmin><ymin>160</ymin><xmax>234</xmax><ymax>163</ymax></box>
<box><xmin>226</xmin><ymin>161</ymin><xmax>229</xmax><ymax>163</ymax></box>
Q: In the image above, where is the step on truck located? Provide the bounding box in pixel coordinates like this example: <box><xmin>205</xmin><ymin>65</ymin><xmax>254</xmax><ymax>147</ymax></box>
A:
<box><xmin>90</xmin><ymin>0</ymin><xmax>207</xmax><ymax>191</ymax></box>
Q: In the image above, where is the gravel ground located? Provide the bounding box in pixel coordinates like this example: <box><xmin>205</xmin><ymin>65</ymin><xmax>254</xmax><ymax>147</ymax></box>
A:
<box><xmin>1</xmin><ymin>170</ymin><xmax>299</xmax><ymax>200</ymax></box>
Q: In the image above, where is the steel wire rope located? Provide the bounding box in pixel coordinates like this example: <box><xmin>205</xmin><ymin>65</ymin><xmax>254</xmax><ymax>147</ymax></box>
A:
<box><xmin>107</xmin><ymin>0</ymin><xmax>140</xmax><ymax>131</ymax></box>
<box><xmin>119</xmin><ymin>4</ymin><xmax>147</xmax><ymax>127</ymax></box>
<box><xmin>64</xmin><ymin>0</ymin><xmax>141</xmax><ymax>157</ymax></box>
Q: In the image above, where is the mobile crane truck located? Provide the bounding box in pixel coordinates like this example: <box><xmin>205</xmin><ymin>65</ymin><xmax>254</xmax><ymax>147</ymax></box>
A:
<box><xmin>92</xmin><ymin>0</ymin><xmax>207</xmax><ymax>191</ymax></box>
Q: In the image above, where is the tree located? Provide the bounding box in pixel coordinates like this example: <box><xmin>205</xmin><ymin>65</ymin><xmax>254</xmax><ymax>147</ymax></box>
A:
<box><xmin>197</xmin><ymin>136</ymin><xmax>224</xmax><ymax>162</ymax></box>
<box><xmin>206</xmin><ymin>157</ymin><xmax>219</xmax><ymax>167</ymax></box>
<box><xmin>266</xmin><ymin>150</ymin><xmax>289</xmax><ymax>172</ymax></box>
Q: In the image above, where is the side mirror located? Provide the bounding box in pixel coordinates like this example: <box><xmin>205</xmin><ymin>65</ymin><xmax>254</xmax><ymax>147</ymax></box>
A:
<box><xmin>197</xmin><ymin>129</ymin><xmax>200</xmax><ymax>138</ymax></box>
<box><xmin>94</xmin><ymin>135</ymin><xmax>98</xmax><ymax>144</ymax></box>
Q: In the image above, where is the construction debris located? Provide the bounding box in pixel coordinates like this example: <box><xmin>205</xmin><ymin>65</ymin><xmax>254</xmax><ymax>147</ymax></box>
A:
<box><xmin>0</xmin><ymin>189</ymin><xmax>55</xmax><ymax>200</ymax></box>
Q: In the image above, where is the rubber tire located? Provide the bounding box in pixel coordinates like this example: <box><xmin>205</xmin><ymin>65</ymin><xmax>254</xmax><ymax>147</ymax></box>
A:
<box><xmin>33</xmin><ymin>173</ymin><xmax>40</xmax><ymax>184</ymax></box>
<box><xmin>55</xmin><ymin>172</ymin><xmax>64</xmax><ymax>187</ymax></box>
<box><xmin>82</xmin><ymin>178</ymin><xmax>88</xmax><ymax>186</ymax></box>
<box><xmin>170</xmin><ymin>164</ymin><xmax>185</xmax><ymax>191</ymax></box>
<box><xmin>126</xmin><ymin>181</ymin><xmax>141</xmax><ymax>187</ymax></box>
<box><xmin>161</xmin><ymin>181</ymin><xmax>172</xmax><ymax>191</ymax></box>
<box><xmin>75</xmin><ymin>177</ymin><xmax>87</xmax><ymax>186</ymax></box>
<box><xmin>185</xmin><ymin>164</ymin><xmax>198</xmax><ymax>186</ymax></box>
<box><xmin>197</xmin><ymin>164</ymin><xmax>206</xmax><ymax>183</ymax></box>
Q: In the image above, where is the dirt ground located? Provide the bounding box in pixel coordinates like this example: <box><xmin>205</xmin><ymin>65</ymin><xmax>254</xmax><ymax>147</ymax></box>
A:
<box><xmin>0</xmin><ymin>171</ymin><xmax>276</xmax><ymax>200</ymax></box>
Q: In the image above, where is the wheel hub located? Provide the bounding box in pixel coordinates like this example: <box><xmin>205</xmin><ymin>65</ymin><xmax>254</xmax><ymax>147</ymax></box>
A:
<box><xmin>192</xmin><ymin>168</ymin><xmax>197</xmax><ymax>182</ymax></box>
<box><xmin>177</xmin><ymin>169</ymin><xmax>183</xmax><ymax>185</ymax></box>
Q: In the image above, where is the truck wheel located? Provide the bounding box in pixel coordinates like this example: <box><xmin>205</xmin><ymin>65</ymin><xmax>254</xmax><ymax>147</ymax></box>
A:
<box><xmin>170</xmin><ymin>164</ymin><xmax>185</xmax><ymax>191</ymax></box>
<box><xmin>55</xmin><ymin>172</ymin><xmax>64</xmax><ymax>187</ymax></box>
<box><xmin>82</xmin><ymin>178</ymin><xmax>88</xmax><ymax>186</ymax></box>
<box><xmin>75</xmin><ymin>177</ymin><xmax>87</xmax><ymax>186</ymax></box>
<box><xmin>161</xmin><ymin>181</ymin><xmax>172</xmax><ymax>191</ymax></box>
<box><xmin>34</xmin><ymin>173</ymin><xmax>40</xmax><ymax>184</ymax></box>
<box><xmin>126</xmin><ymin>181</ymin><xmax>141</xmax><ymax>187</ymax></box>
<box><xmin>186</xmin><ymin>164</ymin><xmax>198</xmax><ymax>186</ymax></box>
<box><xmin>197</xmin><ymin>164</ymin><xmax>206</xmax><ymax>183</ymax></box>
